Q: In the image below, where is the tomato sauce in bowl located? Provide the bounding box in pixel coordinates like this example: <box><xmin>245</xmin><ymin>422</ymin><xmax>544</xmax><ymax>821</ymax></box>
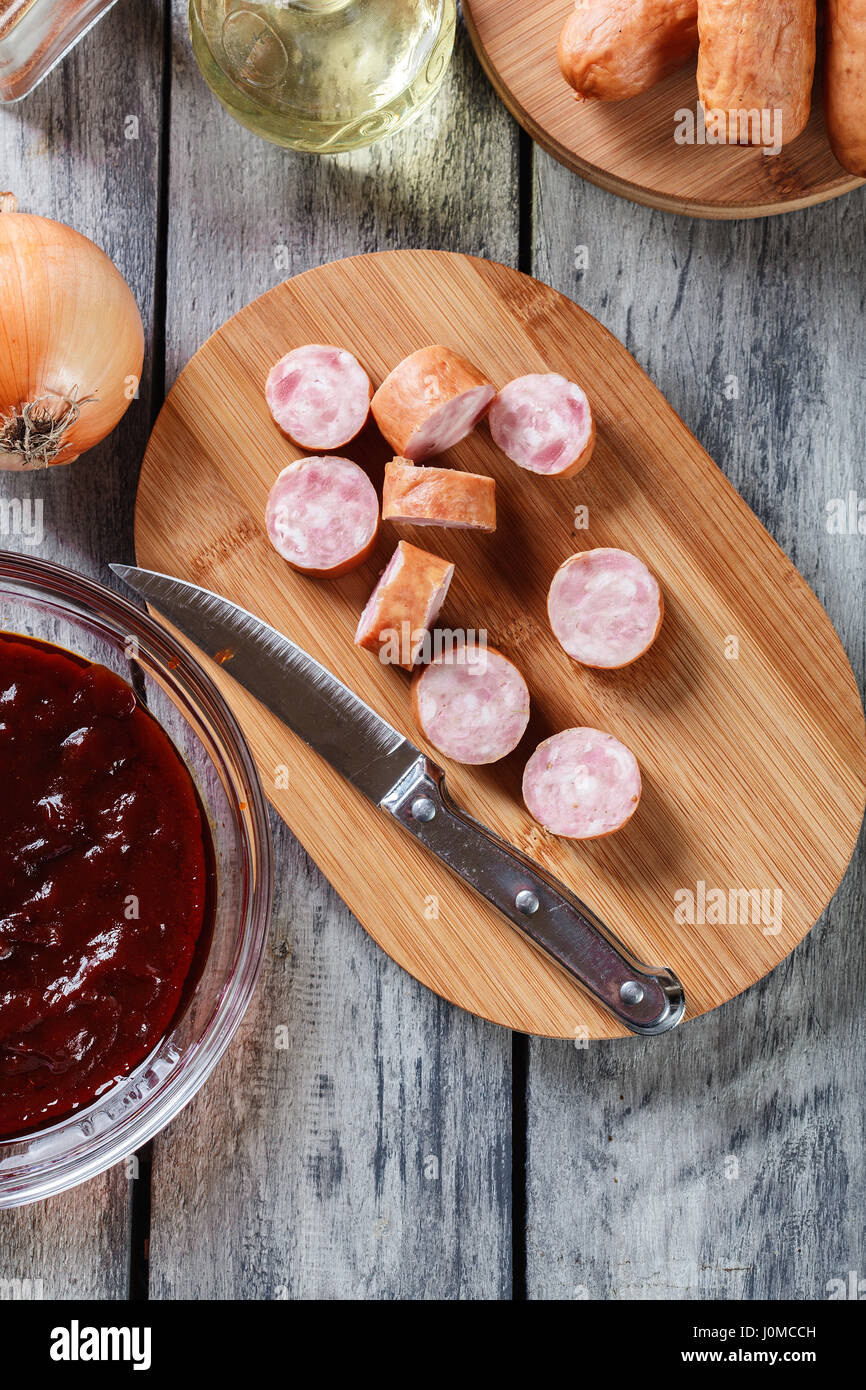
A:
<box><xmin>0</xmin><ymin>632</ymin><xmax>214</xmax><ymax>1140</ymax></box>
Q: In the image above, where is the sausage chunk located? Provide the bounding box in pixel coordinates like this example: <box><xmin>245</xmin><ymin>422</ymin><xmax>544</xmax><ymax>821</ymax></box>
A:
<box><xmin>371</xmin><ymin>347</ymin><xmax>495</xmax><ymax>462</ymax></box>
<box><xmin>488</xmin><ymin>373</ymin><xmax>595</xmax><ymax>478</ymax></box>
<box><xmin>265</xmin><ymin>455</ymin><xmax>379</xmax><ymax>578</ymax></box>
<box><xmin>523</xmin><ymin>728</ymin><xmax>642</xmax><ymax>840</ymax></box>
<box><xmin>355</xmin><ymin>540</ymin><xmax>454</xmax><ymax>669</ymax></box>
<box><xmin>383</xmin><ymin>458</ymin><xmax>496</xmax><ymax>532</ymax></box>
<box><xmin>547</xmin><ymin>548</ymin><xmax>663</xmax><ymax>669</ymax></box>
<box><xmin>266</xmin><ymin>345</ymin><xmax>373</xmax><ymax>451</ymax></box>
<box><xmin>411</xmin><ymin>646</ymin><xmax>530</xmax><ymax>765</ymax></box>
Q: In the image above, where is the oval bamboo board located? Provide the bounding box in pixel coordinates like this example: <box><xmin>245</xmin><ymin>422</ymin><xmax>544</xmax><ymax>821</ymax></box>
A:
<box><xmin>462</xmin><ymin>1</ymin><xmax>864</xmax><ymax>218</ymax></box>
<box><xmin>135</xmin><ymin>250</ymin><xmax>866</xmax><ymax>1038</ymax></box>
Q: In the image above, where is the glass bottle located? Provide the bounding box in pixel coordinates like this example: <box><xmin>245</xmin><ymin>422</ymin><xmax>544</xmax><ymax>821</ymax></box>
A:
<box><xmin>0</xmin><ymin>0</ymin><xmax>120</xmax><ymax>103</ymax></box>
<box><xmin>188</xmin><ymin>0</ymin><xmax>457</xmax><ymax>154</ymax></box>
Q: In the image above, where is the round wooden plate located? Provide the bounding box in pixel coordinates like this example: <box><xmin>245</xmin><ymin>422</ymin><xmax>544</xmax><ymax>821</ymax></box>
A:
<box><xmin>462</xmin><ymin>1</ymin><xmax>864</xmax><ymax>218</ymax></box>
<box><xmin>135</xmin><ymin>251</ymin><xmax>866</xmax><ymax>1038</ymax></box>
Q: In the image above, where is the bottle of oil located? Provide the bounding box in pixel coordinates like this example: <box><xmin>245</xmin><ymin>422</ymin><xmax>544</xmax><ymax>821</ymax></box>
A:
<box><xmin>189</xmin><ymin>0</ymin><xmax>457</xmax><ymax>154</ymax></box>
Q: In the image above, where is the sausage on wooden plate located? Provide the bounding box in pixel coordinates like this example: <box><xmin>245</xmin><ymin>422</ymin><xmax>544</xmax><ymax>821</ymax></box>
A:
<box><xmin>265</xmin><ymin>455</ymin><xmax>379</xmax><ymax>577</ymax></box>
<box><xmin>355</xmin><ymin>540</ymin><xmax>454</xmax><ymax>669</ymax></box>
<box><xmin>266</xmin><ymin>345</ymin><xmax>373</xmax><ymax>451</ymax></box>
<box><xmin>383</xmin><ymin>457</ymin><xmax>496</xmax><ymax>532</ymax></box>
<box><xmin>558</xmin><ymin>1</ymin><xmax>699</xmax><ymax>102</ymax></box>
<box><xmin>488</xmin><ymin>373</ymin><xmax>595</xmax><ymax>478</ymax></box>
<box><xmin>371</xmin><ymin>347</ymin><xmax>496</xmax><ymax>462</ymax></box>
<box><xmin>411</xmin><ymin>645</ymin><xmax>530</xmax><ymax>764</ymax></box>
<box><xmin>696</xmin><ymin>1</ymin><xmax>816</xmax><ymax>147</ymax></box>
<box><xmin>522</xmin><ymin>728</ymin><xmax>642</xmax><ymax>840</ymax></box>
<box><xmin>825</xmin><ymin>1</ymin><xmax>866</xmax><ymax>176</ymax></box>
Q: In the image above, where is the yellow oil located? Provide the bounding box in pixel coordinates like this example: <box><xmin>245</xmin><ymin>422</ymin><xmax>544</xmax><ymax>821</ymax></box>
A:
<box><xmin>189</xmin><ymin>0</ymin><xmax>456</xmax><ymax>153</ymax></box>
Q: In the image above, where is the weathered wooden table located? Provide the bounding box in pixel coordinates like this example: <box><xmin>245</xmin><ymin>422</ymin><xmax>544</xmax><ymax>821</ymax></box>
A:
<box><xmin>1</xmin><ymin>2</ymin><xmax>863</xmax><ymax>1301</ymax></box>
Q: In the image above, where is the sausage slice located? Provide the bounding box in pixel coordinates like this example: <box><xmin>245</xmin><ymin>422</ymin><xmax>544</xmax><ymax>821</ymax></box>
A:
<box><xmin>265</xmin><ymin>455</ymin><xmax>379</xmax><ymax>578</ymax></box>
<box><xmin>488</xmin><ymin>373</ymin><xmax>595</xmax><ymax>478</ymax></box>
<box><xmin>548</xmin><ymin>548</ymin><xmax>663</xmax><ymax>669</ymax></box>
<box><xmin>825</xmin><ymin>1</ymin><xmax>866</xmax><ymax>177</ymax></box>
<box><xmin>371</xmin><ymin>347</ymin><xmax>496</xmax><ymax>462</ymax></box>
<box><xmin>697</xmin><ymin>1</ymin><xmax>816</xmax><ymax>147</ymax></box>
<box><xmin>382</xmin><ymin>458</ymin><xmax>496</xmax><ymax>532</ymax></box>
<box><xmin>355</xmin><ymin>540</ymin><xmax>455</xmax><ymax>669</ymax></box>
<box><xmin>559</xmin><ymin>1</ymin><xmax>699</xmax><ymax>102</ymax></box>
<box><xmin>522</xmin><ymin>728</ymin><xmax>642</xmax><ymax>840</ymax></box>
<box><xmin>266</xmin><ymin>345</ymin><xmax>373</xmax><ymax>451</ymax></box>
<box><xmin>411</xmin><ymin>646</ymin><xmax>530</xmax><ymax>764</ymax></box>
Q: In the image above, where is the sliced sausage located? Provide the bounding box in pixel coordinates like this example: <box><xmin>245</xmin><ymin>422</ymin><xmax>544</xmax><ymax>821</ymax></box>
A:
<box><xmin>411</xmin><ymin>645</ymin><xmax>530</xmax><ymax>765</ymax></box>
<box><xmin>371</xmin><ymin>347</ymin><xmax>496</xmax><ymax>462</ymax></box>
<box><xmin>265</xmin><ymin>345</ymin><xmax>373</xmax><ymax>451</ymax></box>
<box><xmin>355</xmin><ymin>540</ymin><xmax>454</xmax><ymax>669</ymax></box>
<box><xmin>558</xmin><ymin>1</ymin><xmax>699</xmax><ymax>102</ymax></box>
<box><xmin>382</xmin><ymin>457</ymin><xmax>496</xmax><ymax>532</ymax></box>
<box><xmin>522</xmin><ymin>728</ymin><xmax>642</xmax><ymax>840</ymax></box>
<box><xmin>548</xmin><ymin>548</ymin><xmax>663</xmax><ymax>669</ymax></box>
<box><xmin>825</xmin><ymin>1</ymin><xmax>866</xmax><ymax>177</ymax></box>
<box><xmin>488</xmin><ymin>373</ymin><xmax>595</xmax><ymax>478</ymax></box>
<box><xmin>265</xmin><ymin>455</ymin><xmax>379</xmax><ymax>578</ymax></box>
<box><xmin>697</xmin><ymin>2</ymin><xmax>816</xmax><ymax>147</ymax></box>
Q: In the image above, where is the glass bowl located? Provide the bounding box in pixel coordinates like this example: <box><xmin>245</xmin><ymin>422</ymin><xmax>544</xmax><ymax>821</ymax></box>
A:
<box><xmin>0</xmin><ymin>550</ymin><xmax>273</xmax><ymax>1207</ymax></box>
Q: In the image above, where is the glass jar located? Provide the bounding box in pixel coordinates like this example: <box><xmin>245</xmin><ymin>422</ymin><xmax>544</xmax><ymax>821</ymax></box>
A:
<box><xmin>188</xmin><ymin>0</ymin><xmax>457</xmax><ymax>154</ymax></box>
<box><xmin>0</xmin><ymin>0</ymin><xmax>119</xmax><ymax>102</ymax></box>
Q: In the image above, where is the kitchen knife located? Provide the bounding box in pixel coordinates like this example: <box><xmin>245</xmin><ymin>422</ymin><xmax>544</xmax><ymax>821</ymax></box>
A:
<box><xmin>111</xmin><ymin>563</ymin><xmax>686</xmax><ymax>1036</ymax></box>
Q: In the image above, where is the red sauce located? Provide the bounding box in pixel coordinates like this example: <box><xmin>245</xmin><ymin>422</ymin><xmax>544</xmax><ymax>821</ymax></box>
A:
<box><xmin>0</xmin><ymin>633</ymin><xmax>213</xmax><ymax>1140</ymax></box>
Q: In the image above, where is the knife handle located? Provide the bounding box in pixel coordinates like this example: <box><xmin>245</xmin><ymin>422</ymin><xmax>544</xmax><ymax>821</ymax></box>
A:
<box><xmin>380</xmin><ymin>756</ymin><xmax>685</xmax><ymax>1036</ymax></box>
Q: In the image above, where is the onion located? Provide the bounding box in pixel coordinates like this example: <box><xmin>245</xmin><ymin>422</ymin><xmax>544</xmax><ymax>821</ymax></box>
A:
<box><xmin>0</xmin><ymin>193</ymin><xmax>145</xmax><ymax>470</ymax></box>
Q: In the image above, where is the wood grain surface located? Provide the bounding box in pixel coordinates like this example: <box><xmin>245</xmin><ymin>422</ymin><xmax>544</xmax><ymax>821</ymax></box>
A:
<box><xmin>144</xmin><ymin>5</ymin><xmax>516</xmax><ymax>1301</ymax></box>
<box><xmin>463</xmin><ymin>0</ymin><xmax>864</xmax><ymax>218</ymax></box>
<box><xmin>135</xmin><ymin>247</ymin><xmax>865</xmax><ymax>1041</ymax></box>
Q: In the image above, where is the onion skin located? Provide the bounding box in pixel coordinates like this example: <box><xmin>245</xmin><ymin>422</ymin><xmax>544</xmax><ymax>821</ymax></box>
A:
<box><xmin>0</xmin><ymin>204</ymin><xmax>145</xmax><ymax>469</ymax></box>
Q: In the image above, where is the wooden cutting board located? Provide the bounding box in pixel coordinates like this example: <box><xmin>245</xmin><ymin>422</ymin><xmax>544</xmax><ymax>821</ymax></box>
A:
<box><xmin>462</xmin><ymin>1</ymin><xmax>864</xmax><ymax>218</ymax></box>
<box><xmin>134</xmin><ymin>250</ymin><xmax>866</xmax><ymax>1038</ymax></box>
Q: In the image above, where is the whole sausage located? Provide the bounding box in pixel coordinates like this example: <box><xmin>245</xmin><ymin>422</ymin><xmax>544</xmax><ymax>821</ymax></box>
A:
<box><xmin>825</xmin><ymin>1</ymin><xmax>866</xmax><ymax>177</ymax></box>
<box><xmin>382</xmin><ymin>458</ymin><xmax>496</xmax><ymax>532</ymax></box>
<box><xmin>266</xmin><ymin>345</ymin><xmax>373</xmax><ymax>451</ymax></box>
<box><xmin>488</xmin><ymin>373</ymin><xmax>595</xmax><ymax>478</ymax></box>
<box><xmin>547</xmin><ymin>548</ymin><xmax>663</xmax><ymax>668</ymax></box>
<box><xmin>355</xmin><ymin>540</ymin><xmax>455</xmax><ymax>669</ymax></box>
<box><xmin>265</xmin><ymin>455</ymin><xmax>379</xmax><ymax>578</ymax></box>
<box><xmin>696</xmin><ymin>1</ymin><xmax>816</xmax><ymax>147</ymax></box>
<box><xmin>371</xmin><ymin>347</ymin><xmax>496</xmax><ymax>462</ymax></box>
<box><xmin>558</xmin><ymin>1</ymin><xmax>699</xmax><ymax>102</ymax></box>
<box><xmin>522</xmin><ymin>728</ymin><xmax>642</xmax><ymax>840</ymax></box>
<box><xmin>411</xmin><ymin>645</ymin><xmax>530</xmax><ymax>765</ymax></box>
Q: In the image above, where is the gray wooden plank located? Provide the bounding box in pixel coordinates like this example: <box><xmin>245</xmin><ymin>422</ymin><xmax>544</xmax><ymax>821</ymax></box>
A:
<box><xmin>0</xmin><ymin>0</ymin><xmax>164</xmax><ymax>1297</ymax></box>
<box><xmin>527</xmin><ymin>160</ymin><xmax>866</xmax><ymax>1300</ymax></box>
<box><xmin>147</xmin><ymin>6</ymin><xmax>517</xmax><ymax>1300</ymax></box>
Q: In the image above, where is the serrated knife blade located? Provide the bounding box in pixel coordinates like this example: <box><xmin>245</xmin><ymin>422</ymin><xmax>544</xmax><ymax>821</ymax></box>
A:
<box><xmin>110</xmin><ymin>564</ymin><xmax>421</xmax><ymax>805</ymax></box>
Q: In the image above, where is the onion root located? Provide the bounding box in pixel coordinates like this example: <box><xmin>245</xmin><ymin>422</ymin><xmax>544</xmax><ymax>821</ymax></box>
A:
<box><xmin>0</xmin><ymin>390</ymin><xmax>97</xmax><ymax>468</ymax></box>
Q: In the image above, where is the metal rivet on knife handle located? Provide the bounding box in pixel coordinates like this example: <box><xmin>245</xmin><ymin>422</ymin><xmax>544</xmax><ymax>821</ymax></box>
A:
<box><xmin>620</xmin><ymin>981</ymin><xmax>645</xmax><ymax>1005</ymax></box>
<box><xmin>515</xmin><ymin>890</ymin><xmax>540</xmax><ymax>915</ymax></box>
